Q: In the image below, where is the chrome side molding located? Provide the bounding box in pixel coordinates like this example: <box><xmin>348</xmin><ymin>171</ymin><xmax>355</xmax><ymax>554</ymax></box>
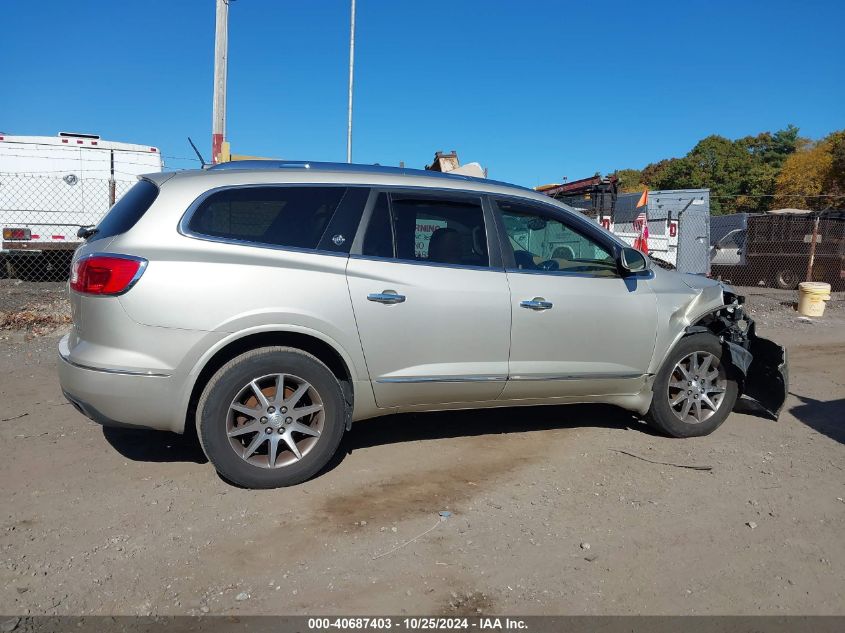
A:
<box><xmin>376</xmin><ymin>373</ymin><xmax>644</xmax><ymax>384</ymax></box>
<box><xmin>376</xmin><ymin>374</ymin><xmax>507</xmax><ymax>384</ymax></box>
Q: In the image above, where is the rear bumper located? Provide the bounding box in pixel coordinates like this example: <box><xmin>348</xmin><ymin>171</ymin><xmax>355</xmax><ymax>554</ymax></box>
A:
<box><xmin>3</xmin><ymin>242</ymin><xmax>77</xmax><ymax>253</ymax></box>
<box><xmin>58</xmin><ymin>335</ymin><xmax>185</xmax><ymax>433</ymax></box>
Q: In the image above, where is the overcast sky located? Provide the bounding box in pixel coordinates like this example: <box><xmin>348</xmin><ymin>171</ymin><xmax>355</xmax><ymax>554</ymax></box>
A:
<box><xmin>3</xmin><ymin>0</ymin><xmax>843</xmax><ymax>186</ymax></box>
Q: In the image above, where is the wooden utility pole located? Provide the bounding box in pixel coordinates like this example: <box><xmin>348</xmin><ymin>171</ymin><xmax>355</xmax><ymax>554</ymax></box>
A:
<box><xmin>212</xmin><ymin>0</ymin><xmax>229</xmax><ymax>164</ymax></box>
<box><xmin>346</xmin><ymin>0</ymin><xmax>356</xmax><ymax>163</ymax></box>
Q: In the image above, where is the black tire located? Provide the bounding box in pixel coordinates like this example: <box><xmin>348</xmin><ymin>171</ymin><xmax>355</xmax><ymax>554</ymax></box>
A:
<box><xmin>645</xmin><ymin>333</ymin><xmax>738</xmax><ymax>438</ymax></box>
<box><xmin>196</xmin><ymin>346</ymin><xmax>347</xmax><ymax>488</ymax></box>
<box><xmin>773</xmin><ymin>268</ymin><xmax>800</xmax><ymax>290</ymax></box>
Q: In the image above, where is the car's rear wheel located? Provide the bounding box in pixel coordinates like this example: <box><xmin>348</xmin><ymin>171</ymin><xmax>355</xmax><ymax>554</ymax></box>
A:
<box><xmin>197</xmin><ymin>346</ymin><xmax>346</xmax><ymax>488</ymax></box>
<box><xmin>645</xmin><ymin>333</ymin><xmax>738</xmax><ymax>438</ymax></box>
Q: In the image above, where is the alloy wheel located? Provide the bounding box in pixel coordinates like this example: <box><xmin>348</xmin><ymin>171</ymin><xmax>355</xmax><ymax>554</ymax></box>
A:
<box><xmin>667</xmin><ymin>351</ymin><xmax>727</xmax><ymax>424</ymax></box>
<box><xmin>226</xmin><ymin>373</ymin><xmax>324</xmax><ymax>468</ymax></box>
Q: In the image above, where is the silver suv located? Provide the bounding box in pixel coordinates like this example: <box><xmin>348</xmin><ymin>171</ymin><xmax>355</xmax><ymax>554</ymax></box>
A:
<box><xmin>59</xmin><ymin>161</ymin><xmax>788</xmax><ymax>488</ymax></box>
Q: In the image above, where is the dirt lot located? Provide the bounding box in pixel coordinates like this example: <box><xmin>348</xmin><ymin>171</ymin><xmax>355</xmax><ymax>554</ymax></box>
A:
<box><xmin>0</xmin><ymin>282</ymin><xmax>843</xmax><ymax>616</ymax></box>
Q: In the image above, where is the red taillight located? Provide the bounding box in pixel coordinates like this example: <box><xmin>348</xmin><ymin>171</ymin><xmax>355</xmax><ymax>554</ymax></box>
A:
<box><xmin>70</xmin><ymin>255</ymin><xmax>146</xmax><ymax>296</ymax></box>
<box><xmin>3</xmin><ymin>228</ymin><xmax>32</xmax><ymax>240</ymax></box>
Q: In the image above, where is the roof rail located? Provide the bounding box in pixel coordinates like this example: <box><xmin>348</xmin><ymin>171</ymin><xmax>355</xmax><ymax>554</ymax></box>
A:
<box><xmin>206</xmin><ymin>159</ymin><xmax>527</xmax><ymax>191</ymax></box>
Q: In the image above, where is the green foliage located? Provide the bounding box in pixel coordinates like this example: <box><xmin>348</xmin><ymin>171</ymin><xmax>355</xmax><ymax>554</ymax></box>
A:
<box><xmin>614</xmin><ymin>168</ymin><xmax>645</xmax><ymax>193</ymax></box>
<box><xmin>823</xmin><ymin>131</ymin><xmax>845</xmax><ymax>208</ymax></box>
<box><xmin>616</xmin><ymin>125</ymin><xmax>841</xmax><ymax>214</ymax></box>
<box><xmin>640</xmin><ymin>159</ymin><xmax>674</xmax><ymax>189</ymax></box>
<box><xmin>652</xmin><ymin>135</ymin><xmax>756</xmax><ymax>214</ymax></box>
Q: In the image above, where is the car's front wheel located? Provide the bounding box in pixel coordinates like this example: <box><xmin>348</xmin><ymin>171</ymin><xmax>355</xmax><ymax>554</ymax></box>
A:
<box><xmin>196</xmin><ymin>346</ymin><xmax>347</xmax><ymax>488</ymax></box>
<box><xmin>645</xmin><ymin>333</ymin><xmax>738</xmax><ymax>438</ymax></box>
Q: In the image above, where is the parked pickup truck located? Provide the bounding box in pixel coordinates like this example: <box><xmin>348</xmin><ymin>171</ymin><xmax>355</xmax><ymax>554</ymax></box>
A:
<box><xmin>710</xmin><ymin>211</ymin><xmax>845</xmax><ymax>290</ymax></box>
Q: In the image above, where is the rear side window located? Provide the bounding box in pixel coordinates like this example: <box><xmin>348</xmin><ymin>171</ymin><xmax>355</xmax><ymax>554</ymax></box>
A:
<box><xmin>93</xmin><ymin>179</ymin><xmax>159</xmax><ymax>241</ymax></box>
<box><xmin>187</xmin><ymin>186</ymin><xmax>347</xmax><ymax>250</ymax></box>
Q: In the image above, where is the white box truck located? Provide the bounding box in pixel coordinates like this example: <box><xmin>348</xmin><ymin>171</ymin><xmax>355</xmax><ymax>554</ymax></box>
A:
<box><xmin>0</xmin><ymin>132</ymin><xmax>163</xmax><ymax>278</ymax></box>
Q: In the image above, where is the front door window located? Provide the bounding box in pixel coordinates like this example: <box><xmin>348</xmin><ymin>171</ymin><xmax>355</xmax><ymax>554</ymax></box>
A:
<box><xmin>498</xmin><ymin>201</ymin><xmax>617</xmax><ymax>276</ymax></box>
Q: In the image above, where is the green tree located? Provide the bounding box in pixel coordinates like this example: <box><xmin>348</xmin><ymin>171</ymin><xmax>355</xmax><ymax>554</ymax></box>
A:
<box><xmin>737</xmin><ymin>125</ymin><xmax>803</xmax><ymax>212</ymax></box>
<box><xmin>614</xmin><ymin>168</ymin><xmax>645</xmax><ymax>192</ymax></box>
<box><xmin>822</xmin><ymin>130</ymin><xmax>845</xmax><ymax>208</ymax></box>
<box><xmin>640</xmin><ymin>159</ymin><xmax>675</xmax><ymax>189</ymax></box>
<box><xmin>650</xmin><ymin>135</ymin><xmax>755</xmax><ymax>214</ymax></box>
<box><xmin>622</xmin><ymin>126</ymin><xmax>804</xmax><ymax>214</ymax></box>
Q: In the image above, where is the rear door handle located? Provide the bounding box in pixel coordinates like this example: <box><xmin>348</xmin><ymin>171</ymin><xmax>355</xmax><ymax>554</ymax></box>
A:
<box><xmin>520</xmin><ymin>297</ymin><xmax>553</xmax><ymax>311</ymax></box>
<box><xmin>367</xmin><ymin>291</ymin><xmax>406</xmax><ymax>304</ymax></box>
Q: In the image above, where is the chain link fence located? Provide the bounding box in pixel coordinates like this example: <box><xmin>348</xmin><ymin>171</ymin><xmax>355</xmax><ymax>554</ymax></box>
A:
<box><xmin>707</xmin><ymin>211</ymin><xmax>845</xmax><ymax>293</ymax></box>
<box><xmin>0</xmin><ymin>173</ymin><xmax>134</xmax><ymax>280</ymax></box>
<box><xmin>607</xmin><ymin>211</ymin><xmax>845</xmax><ymax>308</ymax></box>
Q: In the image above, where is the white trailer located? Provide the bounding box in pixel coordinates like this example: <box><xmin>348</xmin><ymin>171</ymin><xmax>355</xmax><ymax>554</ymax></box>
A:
<box><xmin>596</xmin><ymin>214</ymin><xmax>680</xmax><ymax>267</ymax></box>
<box><xmin>591</xmin><ymin>189</ymin><xmax>711</xmax><ymax>275</ymax></box>
<box><xmin>0</xmin><ymin>132</ymin><xmax>163</xmax><ymax>278</ymax></box>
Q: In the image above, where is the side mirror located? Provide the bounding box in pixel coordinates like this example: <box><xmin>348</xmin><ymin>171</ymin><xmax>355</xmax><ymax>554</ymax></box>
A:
<box><xmin>620</xmin><ymin>247</ymin><xmax>650</xmax><ymax>273</ymax></box>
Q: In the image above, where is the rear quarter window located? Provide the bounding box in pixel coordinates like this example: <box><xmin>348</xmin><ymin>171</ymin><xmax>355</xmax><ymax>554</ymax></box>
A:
<box><xmin>186</xmin><ymin>186</ymin><xmax>348</xmax><ymax>250</ymax></box>
<box><xmin>93</xmin><ymin>179</ymin><xmax>159</xmax><ymax>241</ymax></box>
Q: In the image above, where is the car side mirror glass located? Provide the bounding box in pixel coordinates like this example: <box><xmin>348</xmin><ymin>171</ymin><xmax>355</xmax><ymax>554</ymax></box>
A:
<box><xmin>620</xmin><ymin>247</ymin><xmax>650</xmax><ymax>273</ymax></box>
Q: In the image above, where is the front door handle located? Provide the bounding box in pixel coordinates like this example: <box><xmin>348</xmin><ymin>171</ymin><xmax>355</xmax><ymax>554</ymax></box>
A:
<box><xmin>520</xmin><ymin>297</ymin><xmax>553</xmax><ymax>311</ymax></box>
<box><xmin>367</xmin><ymin>291</ymin><xmax>406</xmax><ymax>305</ymax></box>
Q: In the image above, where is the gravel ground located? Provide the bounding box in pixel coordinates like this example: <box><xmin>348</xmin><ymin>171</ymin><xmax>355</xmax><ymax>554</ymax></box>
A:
<box><xmin>0</xmin><ymin>282</ymin><xmax>842</xmax><ymax>616</ymax></box>
<box><xmin>0</xmin><ymin>280</ymin><xmax>69</xmax><ymax>334</ymax></box>
<box><xmin>740</xmin><ymin>285</ymin><xmax>845</xmax><ymax>329</ymax></box>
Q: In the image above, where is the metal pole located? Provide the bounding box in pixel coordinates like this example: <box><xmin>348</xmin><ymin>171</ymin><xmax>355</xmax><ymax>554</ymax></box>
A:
<box><xmin>346</xmin><ymin>0</ymin><xmax>356</xmax><ymax>163</ymax></box>
<box><xmin>805</xmin><ymin>215</ymin><xmax>820</xmax><ymax>282</ymax></box>
<box><xmin>211</xmin><ymin>0</ymin><xmax>229</xmax><ymax>164</ymax></box>
<box><xmin>108</xmin><ymin>150</ymin><xmax>116</xmax><ymax>207</ymax></box>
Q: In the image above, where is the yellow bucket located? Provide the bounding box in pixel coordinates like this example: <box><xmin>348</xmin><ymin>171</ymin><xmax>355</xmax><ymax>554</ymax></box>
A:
<box><xmin>797</xmin><ymin>281</ymin><xmax>831</xmax><ymax>317</ymax></box>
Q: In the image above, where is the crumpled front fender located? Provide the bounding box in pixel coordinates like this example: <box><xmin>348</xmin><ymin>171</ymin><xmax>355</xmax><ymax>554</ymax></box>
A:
<box><xmin>689</xmin><ymin>294</ymin><xmax>789</xmax><ymax>419</ymax></box>
<box><xmin>742</xmin><ymin>330</ymin><xmax>789</xmax><ymax>418</ymax></box>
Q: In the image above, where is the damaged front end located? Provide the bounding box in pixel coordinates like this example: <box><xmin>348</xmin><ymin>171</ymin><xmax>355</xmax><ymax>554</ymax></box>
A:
<box><xmin>689</xmin><ymin>291</ymin><xmax>789</xmax><ymax>418</ymax></box>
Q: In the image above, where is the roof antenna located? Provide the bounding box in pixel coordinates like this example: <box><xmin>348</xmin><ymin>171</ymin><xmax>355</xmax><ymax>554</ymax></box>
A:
<box><xmin>187</xmin><ymin>136</ymin><xmax>208</xmax><ymax>168</ymax></box>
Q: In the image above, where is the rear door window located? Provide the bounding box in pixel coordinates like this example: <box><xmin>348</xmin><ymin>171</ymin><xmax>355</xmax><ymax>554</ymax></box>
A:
<box><xmin>187</xmin><ymin>186</ymin><xmax>350</xmax><ymax>251</ymax></box>
<box><xmin>92</xmin><ymin>179</ymin><xmax>159</xmax><ymax>241</ymax></box>
<box><xmin>358</xmin><ymin>192</ymin><xmax>490</xmax><ymax>268</ymax></box>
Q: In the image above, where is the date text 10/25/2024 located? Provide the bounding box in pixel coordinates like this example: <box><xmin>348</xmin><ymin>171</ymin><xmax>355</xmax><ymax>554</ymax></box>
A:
<box><xmin>307</xmin><ymin>617</ymin><xmax>529</xmax><ymax>631</ymax></box>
